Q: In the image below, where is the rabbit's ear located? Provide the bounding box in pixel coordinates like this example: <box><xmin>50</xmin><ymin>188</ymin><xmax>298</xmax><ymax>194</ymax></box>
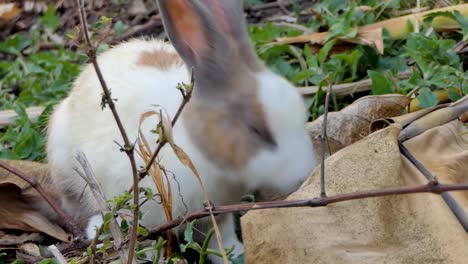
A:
<box><xmin>157</xmin><ymin>0</ymin><xmax>235</xmax><ymax>80</ymax></box>
<box><xmin>198</xmin><ymin>0</ymin><xmax>262</xmax><ymax>71</ymax></box>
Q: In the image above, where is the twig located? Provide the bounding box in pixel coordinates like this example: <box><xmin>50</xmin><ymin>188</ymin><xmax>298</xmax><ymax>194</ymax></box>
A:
<box><xmin>47</xmin><ymin>245</ymin><xmax>67</xmax><ymax>264</ymax></box>
<box><xmin>75</xmin><ymin>153</ymin><xmax>138</xmax><ymax>264</ymax></box>
<box><xmin>246</xmin><ymin>0</ymin><xmax>307</xmax><ymax>12</ymax></box>
<box><xmin>112</xmin><ymin>16</ymin><xmax>163</xmax><ymax>44</ymax></box>
<box><xmin>0</xmin><ymin>160</ymin><xmax>81</xmax><ymax>238</ymax></box>
<box><xmin>88</xmin><ymin>223</ymin><xmax>105</xmax><ymax>264</ymax></box>
<box><xmin>319</xmin><ymin>80</ymin><xmax>333</xmax><ymax>197</ymax></box>
<box><xmin>75</xmin><ymin>0</ymin><xmax>140</xmax><ymax>262</ymax></box>
<box><xmin>40</xmin><ymin>181</ymin><xmax>468</xmax><ymax>258</ymax></box>
<box><xmin>146</xmin><ymin>182</ymin><xmax>468</xmax><ymax>238</ymax></box>
<box><xmin>299</xmin><ymin>71</ymin><xmax>412</xmax><ymax>97</ymax></box>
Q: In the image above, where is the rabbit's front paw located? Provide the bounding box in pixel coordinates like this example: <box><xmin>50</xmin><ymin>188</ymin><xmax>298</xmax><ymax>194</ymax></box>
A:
<box><xmin>85</xmin><ymin>214</ymin><xmax>103</xmax><ymax>239</ymax></box>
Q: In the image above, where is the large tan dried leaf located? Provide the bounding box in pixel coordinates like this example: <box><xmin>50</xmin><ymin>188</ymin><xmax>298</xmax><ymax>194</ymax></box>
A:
<box><xmin>242</xmin><ymin>121</ymin><xmax>467</xmax><ymax>264</ymax></box>
<box><xmin>0</xmin><ymin>160</ymin><xmax>71</xmax><ymax>242</ymax></box>
<box><xmin>307</xmin><ymin>94</ymin><xmax>410</xmax><ymax>159</ymax></box>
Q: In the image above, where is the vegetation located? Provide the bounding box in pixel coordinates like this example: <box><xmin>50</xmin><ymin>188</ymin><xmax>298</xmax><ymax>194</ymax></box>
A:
<box><xmin>0</xmin><ymin>0</ymin><xmax>467</xmax><ymax>263</ymax></box>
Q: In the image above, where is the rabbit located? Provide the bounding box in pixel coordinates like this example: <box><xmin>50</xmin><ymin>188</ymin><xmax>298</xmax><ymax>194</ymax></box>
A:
<box><xmin>46</xmin><ymin>0</ymin><xmax>317</xmax><ymax>261</ymax></box>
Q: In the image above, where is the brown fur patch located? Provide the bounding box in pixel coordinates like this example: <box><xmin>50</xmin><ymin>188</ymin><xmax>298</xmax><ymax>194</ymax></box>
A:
<box><xmin>183</xmin><ymin>74</ymin><xmax>274</xmax><ymax>170</ymax></box>
<box><xmin>136</xmin><ymin>50</ymin><xmax>184</xmax><ymax>70</ymax></box>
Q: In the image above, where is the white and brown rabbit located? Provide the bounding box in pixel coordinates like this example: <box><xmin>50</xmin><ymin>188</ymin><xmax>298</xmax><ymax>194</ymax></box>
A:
<box><xmin>47</xmin><ymin>0</ymin><xmax>316</xmax><ymax>261</ymax></box>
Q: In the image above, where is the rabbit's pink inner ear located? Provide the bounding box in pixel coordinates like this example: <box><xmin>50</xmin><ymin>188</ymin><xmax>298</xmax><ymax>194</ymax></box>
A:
<box><xmin>162</xmin><ymin>0</ymin><xmax>209</xmax><ymax>62</ymax></box>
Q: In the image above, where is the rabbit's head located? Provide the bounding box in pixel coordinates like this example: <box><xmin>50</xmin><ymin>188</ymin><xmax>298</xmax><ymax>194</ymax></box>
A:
<box><xmin>158</xmin><ymin>0</ymin><xmax>316</xmax><ymax>193</ymax></box>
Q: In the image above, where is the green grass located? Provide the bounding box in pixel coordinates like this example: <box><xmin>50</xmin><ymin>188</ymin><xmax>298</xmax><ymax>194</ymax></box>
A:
<box><xmin>1</xmin><ymin>0</ymin><xmax>467</xmax><ymax>161</ymax></box>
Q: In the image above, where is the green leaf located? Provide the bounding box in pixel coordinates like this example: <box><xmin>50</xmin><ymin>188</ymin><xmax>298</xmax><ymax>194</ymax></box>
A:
<box><xmin>319</xmin><ymin>39</ymin><xmax>336</xmax><ymax>66</ymax></box>
<box><xmin>114</xmin><ymin>21</ymin><xmax>126</xmax><ymax>36</ymax></box>
<box><xmin>368</xmin><ymin>70</ymin><xmax>394</xmax><ymax>95</ymax></box>
<box><xmin>417</xmin><ymin>88</ymin><xmax>438</xmax><ymax>108</ymax></box>
<box><xmin>40</xmin><ymin>5</ymin><xmax>60</xmax><ymax>33</ymax></box>
<box><xmin>137</xmin><ymin>226</ymin><xmax>149</xmax><ymax>237</ymax></box>
<box><xmin>447</xmin><ymin>88</ymin><xmax>462</xmax><ymax>102</ymax></box>
<box><xmin>184</xmin><ymin>221</ymin><xmax>194</xmax><ymax>243</ymax></box>
<box><xmin>230</xmin><ymin>253</ymin><xmax>245</xmax><ymax>264</ymax></box>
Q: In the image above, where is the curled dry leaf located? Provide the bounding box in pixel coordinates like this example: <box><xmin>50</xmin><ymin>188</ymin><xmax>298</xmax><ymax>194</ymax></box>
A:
<box><xmin>307</xmin><ymin>94</ymin><xmax>410</xmax><ymax>159</ymax></box>
<box><xmin>370</xmin><ymin>103</ymin><xmax>449</xmax><ymax>132</ymax></box>
<box><xmin>399</xmin><ymin>96</ymin><xmax>468</xmax><ymax>141</ymax></box>
<box><xmin>0</xmin><ymin>160</ymin><xmax>71</xmax><ymax>243</ymax></box>
<box><xmin>137</xmin><ymin>110</ymin><xmax>174</xmax><ymax>254</ymax></box>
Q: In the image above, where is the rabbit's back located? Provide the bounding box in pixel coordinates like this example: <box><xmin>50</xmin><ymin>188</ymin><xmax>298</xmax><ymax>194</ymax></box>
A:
<box><xmin>47</xmin><ymin>39</ymin><xmax>204</xmax><ymax>223</ymax></box>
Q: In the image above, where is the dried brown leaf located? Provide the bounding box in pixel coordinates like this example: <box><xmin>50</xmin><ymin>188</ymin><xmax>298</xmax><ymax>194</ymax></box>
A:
<box><xmin>0</xmin><ymin>160</ymin><xmax>71</xmax><ymax>242</ymax></box>
<box><xmin>0</xmin><ymin>233</ymin><xmax>42</xmax><ymax>246</ymax></box>
<box><xmin>0</xmin><ymin>3</ymin><xmax>21</xmax><ymax>21</ymax></box>
<box><xmin>307</xmin><ymin>94</ymin><xmax>410</xmax><ymax>159</ymax></box>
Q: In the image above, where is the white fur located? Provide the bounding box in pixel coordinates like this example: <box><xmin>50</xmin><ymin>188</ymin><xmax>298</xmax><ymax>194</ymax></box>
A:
<box><xmin>47</xmin><ymin>39</ymin><xmax>316</xmax><ymax>262</ymax></box>
<box><xmin>86</xmin><ymin>214</ymin><xmax>103</xmax><ymax>239</ymax></box>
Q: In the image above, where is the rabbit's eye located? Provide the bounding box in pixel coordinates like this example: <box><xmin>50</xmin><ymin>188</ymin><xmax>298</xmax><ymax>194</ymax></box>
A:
<box><xmin>247</xmin><ymin>123</ymin><xmax>277</xmax><ymax>148</ymax></box>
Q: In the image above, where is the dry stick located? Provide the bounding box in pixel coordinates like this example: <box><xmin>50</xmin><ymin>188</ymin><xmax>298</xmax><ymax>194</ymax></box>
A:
<box><xmin>320</xmin><ymin>80</ymin><xmax>333</xmax><ymax>197</ymax></box>
<box><xmin>75</xmin><ymin>153</ymin><xmax>138</xmax><ymax>264</ymax></box>
<box><xmin>0</xmin><ymin>160</ymin><xmax>81</xmax><ymax>238</ymax></box>
<box><xmin>246</xmin><ymin>0</ymin><xmax>308</xmax><ymax>11</ymax></box>
<box><xmin>75</xmin><ymin>1</ymin><xmax>140</xmax><ymax>263</ymax></box>
<box><xmin>47</xmin><ymin>245</ymin><xmax>67</xmax><ymax>264</ymax></box>
<box><xmin>146</xmin><ymin>182</ymin><xmax>468</xmax><ymax>238</ymax></box>
<box><xmin>299</xmin><ymin>71</ymin><xmax>412</xmax><ymax>97</ymax></box>
<box><xmin>399</xmin><ymin>143</ymin><xmax>468</xmax><ymax>232</ymax></box>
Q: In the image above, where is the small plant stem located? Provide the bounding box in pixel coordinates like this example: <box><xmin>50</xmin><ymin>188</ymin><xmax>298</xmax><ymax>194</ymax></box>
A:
<box><xmin>0</xmin><ymin>160</ymin><xmax>81</xmax><ymax>238</ymax></box>
<box><xmin>320</xmin><ymin>80</ymin><xmax>333</xmax><ymax>198</ymax></box>
<box><xmin>75</xmin><ymin>1</ymin><xmax>139</xmax><ymax>263</ymax></box>
<box><xmin>88</xmin><ymin>223</ymin><xmax>105</xmax><ymax>264</ymax></box>
<box><xmin>199</xmin><ymin>228</ymin><xmax>216</xmax><ymax>264</ymax></box>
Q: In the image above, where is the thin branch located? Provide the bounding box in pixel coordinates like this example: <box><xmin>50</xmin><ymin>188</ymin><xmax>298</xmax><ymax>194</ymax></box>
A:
<box><xmin>320</xmin><ymin>80</ymin><xmax>333</xmax><ymax>197</ymax></box>
<box><xmin>38</xmin><ymin>181</ymin><xmax>468</xmax><ymax>259</ymax></box>
<box><xmin>146</xmin><ymin>182</ymin><xmax>468</xmax><ymax>238</ymax></box>
<box><xmin>0</xmin><ymin>160</ymin><xmax>81</xmax><ymax>238</ymax></box>
<box><xmin>75</xmin><ymin>0</ymin><xmax>140</xmax><ymax>262</ymax></box>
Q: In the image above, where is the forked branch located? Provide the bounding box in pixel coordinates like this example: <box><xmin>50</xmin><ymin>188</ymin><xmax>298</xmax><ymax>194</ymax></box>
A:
<box><xmin>75</xmin><ymin>0</ymin><xmax>140</xmax><ymax>262</ymax></box>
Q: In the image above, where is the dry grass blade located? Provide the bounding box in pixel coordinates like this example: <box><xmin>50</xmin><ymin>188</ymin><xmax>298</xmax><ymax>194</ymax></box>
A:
<box><xmin>136</xmin><ymin>110</ymin><xmax>174</xmax><ymax>255</ymax></box>
<box><xmin>158</xmin><ymin>109</ymin><xmax>228</xmax><ymax>263</ymax></box>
